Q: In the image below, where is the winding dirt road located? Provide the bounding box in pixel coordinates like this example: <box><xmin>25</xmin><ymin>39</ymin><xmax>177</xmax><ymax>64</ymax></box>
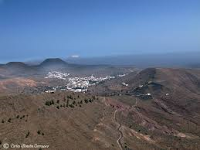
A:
<box><xmin>114</xmin><ymin>110</ymin><xmax>123</xmax><ymax>150</ymax></box>
<box><xmin>102</xmin><ymin>96</ymin><xmax>124</xmax><ymax>150</ymax></box>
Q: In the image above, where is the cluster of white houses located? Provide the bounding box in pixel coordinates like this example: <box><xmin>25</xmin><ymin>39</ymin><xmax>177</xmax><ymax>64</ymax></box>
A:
<box><xmin>45</xmin><ymin>71</ymin><xmax>118</xmax><ymax>93</ymax></box>
<box><xmin>45</xmin><ymin>71</ymin><xmax>70</xmax><ymax>80</ymax></box>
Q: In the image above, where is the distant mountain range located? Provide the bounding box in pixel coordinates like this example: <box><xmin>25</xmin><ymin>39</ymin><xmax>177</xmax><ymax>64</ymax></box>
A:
<box><xmin>0</xmin><ymin>57</ymin><xmax>200</xmax><ymax>150</ymax></box>
<box><xmin>0</xmin><ymin>58</ymin><xmax>136</xmax><ymax>94</ymax></box>
<box><xmin>0</xmin><ymin>58</ymin><xmax>73</xmax><ymax>69</ymax></box>
<box><xmin>0</xmin><ymin>58</ymin><xmax>115</xmax><ymax>70</ymax></box>
<box><xmin>0</xmin><ymin>58</ymin><xmax>135</xmax><ymax>81</ymax></box>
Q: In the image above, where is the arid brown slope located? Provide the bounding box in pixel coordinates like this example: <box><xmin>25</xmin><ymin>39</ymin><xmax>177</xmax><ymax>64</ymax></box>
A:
<box><xmin>1</xmin><ymin>68</ymin><xmax>200</xmax><ymax>150</ymax></box>
<box><xmin>0</xmin><ymin>92</ymin><xmax>123</xmax><ymax>150</ymax></box>
<box><xmin>0</xmin><ymin>78</ymin><xmax>38</xmax><ymax>95</ymax></box>
<box><xmin>90</xmin><ymin>68</ymin><xmax>200</xmax><ymax>150</ymax></box>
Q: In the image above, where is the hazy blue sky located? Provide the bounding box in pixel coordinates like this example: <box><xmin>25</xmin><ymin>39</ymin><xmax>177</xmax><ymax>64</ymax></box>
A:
<box><xmin>0</xmin><ymin>0</ymin><xmax>200</xmax><ymax>62</ymax></box>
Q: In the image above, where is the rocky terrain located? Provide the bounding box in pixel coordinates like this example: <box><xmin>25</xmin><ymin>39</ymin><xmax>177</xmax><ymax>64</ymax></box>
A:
<box><xmin>0</xmin><ymin>60</ymin><xmax>200</xmax><ymax>150</ymax></box>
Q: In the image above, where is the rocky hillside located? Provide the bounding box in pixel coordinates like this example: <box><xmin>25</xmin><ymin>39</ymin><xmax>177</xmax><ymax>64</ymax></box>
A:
<box><xmin>0</xmin><ymin>68</ymin><xmax>200</xmax><ymax>150</ymax></box>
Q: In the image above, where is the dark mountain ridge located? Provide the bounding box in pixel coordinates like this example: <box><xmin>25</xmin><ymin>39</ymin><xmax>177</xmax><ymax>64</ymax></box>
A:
<box><xmin>0</xmin><ymin>58</ymin><xmax>135</xmax><ymax>80</ymax></box>
<box><xmin>38</xmin><ymin>58</ymin><xmax>68</xmax><ymax>67</ymax></box>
